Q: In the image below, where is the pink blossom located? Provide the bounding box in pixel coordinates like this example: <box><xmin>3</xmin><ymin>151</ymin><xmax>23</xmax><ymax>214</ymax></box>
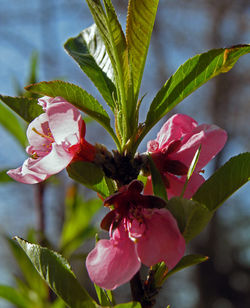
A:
<box><xmin>145</xmin><ymin>114</ymin><xmax>227</xmax><ymax>199</ymax></box>
<box><xmin>86</xmin><ymin>180</ymin><xmax>185</xmax><ymax>290</ymax></box>
<box><xmin>7</xmin><ymin>96</ymin><xmax>95</xmax><ymax>184</ymax></box>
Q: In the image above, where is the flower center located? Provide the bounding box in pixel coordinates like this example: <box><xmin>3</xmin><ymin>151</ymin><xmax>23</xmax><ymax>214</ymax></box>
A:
<box><xmin>29</xmin><ymin>127</ymin><xmax>55</xmax><ymax>158</ymax></box>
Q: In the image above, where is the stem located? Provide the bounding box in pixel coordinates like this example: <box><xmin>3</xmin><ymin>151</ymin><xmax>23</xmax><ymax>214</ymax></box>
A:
<box><xmin>37</xmin><ymin>182</ymin><xmax>45</xmax><ymax>233</ymax></box>
<box><xmin>36</xmin><ymin>181</ymin><xmax>46</xmax><ymax>244</ymax></box>
<box><xmin>130</xmin><ymin>271</ymin><xmax>156</xmax><ymax>308</ymax></box>
<box><xmin>130</xmin><ymin>271</ymin><xmax>144</xmax><ymax>302</ymax></box>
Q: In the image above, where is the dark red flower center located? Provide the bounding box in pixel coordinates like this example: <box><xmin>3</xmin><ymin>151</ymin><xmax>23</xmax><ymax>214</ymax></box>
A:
<box><xmin>101</xmin><ymin>180</ymin><xmax>166</xmax><ymax>231</ymax></box>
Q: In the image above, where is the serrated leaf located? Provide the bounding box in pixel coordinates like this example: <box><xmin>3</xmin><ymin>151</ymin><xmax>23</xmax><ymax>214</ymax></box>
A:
<box><xmin>86</xmin><ymin>0</ymin><xmax>117</xmax><ymax>78</ymax></box>
<box><xmin>154</xmin><ymin>254</ymin><xmax>208</xmax><ymax>287</ymax></box>
<box><xmin>86</xmin><ymin>0</ymin><xmax>135</xmax><ymax>141</ymax></box>
<box><xmin>144</xmin><ymin>45</ymin><xmax>250</xmax><ymax>140</ymax></box>
<box><xmin>103</xmin><ymin>0</ymin><xmax>135</xmax><ymax>140</ymax></box>
<box><xmin>0</xmin><ymin>103</ymin><xmax>26</xmax><ymax>147</ymax></box>
<box><xmin>0</xmin><ymin>95</ymin><xmax>43</xmax><ymax>123</ymax></box>
<box><xmin>148</xmin><ymin>155</ymin><xmax>167</xmax><ymax>201</ymax></box>
<box><xmin>15</xmin><ymin>237</ymin><xmax>98</xmax><ymax>308</ymax></box>
<box><xmin>86</xmin><ymin>0</ymin><xmax>128</xmax><ymax>91</ymax></box>
<box><xmin>166</xmin><ymin>197</ymin><xmax>213</xmax><ymax>242</ymax></box>
<box><xmin>103</xmin><ymin>0</ymin><xmax>132</xmax><ymax>99</ymax></box>
<box><xmin>0</xmin><ymin>285</ymin><xmax>33</xmax><ymax>308</ymax></box>
<box><xmin>193</xmin><ymin>152</ymin><xmax>250</xmax><ymax>211</ymax></box>
<box><xmin>60</xmin><ymin>197</ymin><xmax>102</xmax><ymax>257</ymax></box>
<box><xmin>67</xmin><ymin>161</ymin><xmax>115</xmax><ymax>198</ymax></box>
<box><xmin>94</xmin><ymin>284</ymin><xmax>115</xmax><ymax>306</ymax></box>
<box><xmin>6</xmin><ymin>237</ymin><xmax>47</xmax><ymax>298</ymax></box>
<box><xmin>25</xmin><ymin>81</ymin><xmax>118</xmax><ymax>143</ymax></box>
<box><xmin>126</xmin><ymin>0</ymin><xmax>159</xmax><ymax>99</ymax></box>
<box><xmin>64</xmin><ymin>24</ymin><xmax>116</xmax><ymax>110</ymax></box>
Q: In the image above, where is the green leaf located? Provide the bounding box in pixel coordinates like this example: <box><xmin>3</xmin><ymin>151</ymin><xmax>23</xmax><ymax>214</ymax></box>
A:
<box><xmin>6</xmin><ymin>237</ymin><xmax>47</xmax><ymax>298</ymax></box>
<box><xmin>85</xmin><ymin>0</ymin><xmax>118</xmax><ymax>79</ymax></box>
<box><xmin>193</xmin><ymin>152</ymin><xmax>250</xmax><ymax>211</ymax></box>
<box><xmin>86</xmin><ymin>0</ymin><xmax>135</xmax><ymax>141</ymax></box>
<box><xmin>143</xmin><ymin>45</ymin><xmax>250</xmax><ymax>142</ymax></box>
<box><xmin>104</xmin><ymin>0</ymin><xmax>135</xmax><ymax>141</ymax></box>
<box><xmin>166</xmin><ymin>254</ymin><xmax>208</xmax><ymax>278</ymax></box>
<box><xmin>126</xmin><ymin>0</ymin><xmax>159</xmax><ymax>100</ymax></box>
<box><xmin>0</xmin><ymin>285</ymin><xmax>32</xmax><ymax>308</ymax></box>
<box><xmin>94</xmin><ymin>284</ymin><xmax>115</xmax><ymax>306</ymax></box>
<box><xmin>181</xmin><ymin>145</ymin><xmax>201</xmax><ymax>198</ymax></box>
<box><xmin>25</xmin><ymin>80</ymin><xmax>119</xmax><ymax>146</ymax></box>
<box><xmin>187</xmin><ymin>145</ymin><xmax>201</xmax><ymax>181</ymax></box>
<box><xmin>66</xmin><ymin>161</ymin><xmax>115</xmax><ymax>198</ymax></box>
<box><xmin>166</xmin><ymin>197</ymin><xmax>213</xmax><ymax>242</ymax></box>
<box><xmin>60</xmin><ymin>197</ymin><xmax>102</xmax><ymax>257</ymax></box>
<box><xmin>86</xmin><ymin>0</ymin><xmax>128</xmax><ymax>93</ymax></box>
<box><xmin>0</xmin><ymin>95</ymin><xmax>43</xmax><ymax>123</ymax></box>
<box><xmin>15</xmin><ymin>237</ymin><xmax>98</xmax><ymax>308</ymax></box>
<box><xmin>154</xmin><ymin>254</ymin><xmax>208</xmax><ymax>287</ymax></box>
<box><xmin>0</xmin><ymin>169</ymin><xmax>14</xmax><ymax>183</ymax></box>
<box><xmin>0</xmin><ymin>103</ymin><xmax>26</xmax><ymax>147</ymax></box>
<box><xmin>64</xmin><ymin>24</ymin><xmax>116</xmax><ymax>110</ymax></box>
<box><xmin>148</xmin><ymin>155</ymin><xmax>167</xmax><ymax>201</ymax></box>
<box><xmin>114</xmin><ymin>303</ymin><xmax>141</xmax><ymax>308</ymax></box>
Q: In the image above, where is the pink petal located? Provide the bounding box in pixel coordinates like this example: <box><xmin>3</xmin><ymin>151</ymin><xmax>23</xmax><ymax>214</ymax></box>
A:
<box><xmin>147</xmin><ymin>114</ymin><xmax>197</xmax><ymax>152</ymax></box>
<box><xmin>26</xmin><ymin>113</ymin><xmax>52</xmax><ymax>155</ymax></box>
<box><xmin>128</xmin><ymin>219</ymin><xmax>146</xmax><ymax>239</ymax></box>
<box><xmin>38</xmin><ymin>96</ymin><xmax>54</xmax><ymax>110</ymax></box>
<box><xmin>170</xmin><ymin>124</ymin><xmax>227</xmax><ymax>171</ymax></box>
<box><xmin>7</xmin><ymin>158</ymin><xmax>48</xmax><ymax>184</ymax></box>
<box><xmin>45</xmin><ymin>97</ymin><xmax>83</xmax><ymax>146</ymax></box>
<box><xmin>136</xmin><ymin>208</ymin><xmax>185</xmax><ymax>269</ymax></box>
<box><xmin>86</xmin><ymin>226</ymin><xmax>140</xmax><ymax>290</ymax></box>
<box><xmin>144</xmin><ymin>173</ymin><xmax>205</xmax><ymax>199</ymax></box>
<box><xmin>28</xmin><ymin>143</ymin><xmax>74</xmax><ymax>175</ymax></box>
<box><xmin>167</xmin><ymin>173</ymin><xmax>205</xmax><ymax>199</ymax></box>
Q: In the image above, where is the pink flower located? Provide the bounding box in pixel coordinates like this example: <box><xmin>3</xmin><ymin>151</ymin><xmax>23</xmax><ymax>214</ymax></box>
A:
<box><xmin>145</xmin><ymin>114</ymin><xmax>227</xmax><ymax>199</ymax></box>
<box><xmin>7</xmin><ymin>96</ymin><xmax>95</xmax><ymax>184</ymax></box>
<box><xmin>86</xmin><ymin>180</ymin><xmax>185</xmax><ymax>290</ymax></box>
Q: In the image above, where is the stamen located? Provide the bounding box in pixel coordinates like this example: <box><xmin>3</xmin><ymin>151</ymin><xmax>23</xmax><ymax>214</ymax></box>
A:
<box><xmin>31</xmin><ymin>152</ymin><xmax>39</xmax><ymax>159</ymax></box>
<box><xmin>32</xmin><ymin>128</ymin><xmax>54</xmax><ymax>142</ymax></box>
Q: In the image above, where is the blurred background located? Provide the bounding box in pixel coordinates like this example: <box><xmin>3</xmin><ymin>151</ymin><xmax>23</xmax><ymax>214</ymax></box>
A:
<box><xmin>0</xmin><ymin>0</ymin><xmax>250</xmax><ymax>307</ymax></box>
